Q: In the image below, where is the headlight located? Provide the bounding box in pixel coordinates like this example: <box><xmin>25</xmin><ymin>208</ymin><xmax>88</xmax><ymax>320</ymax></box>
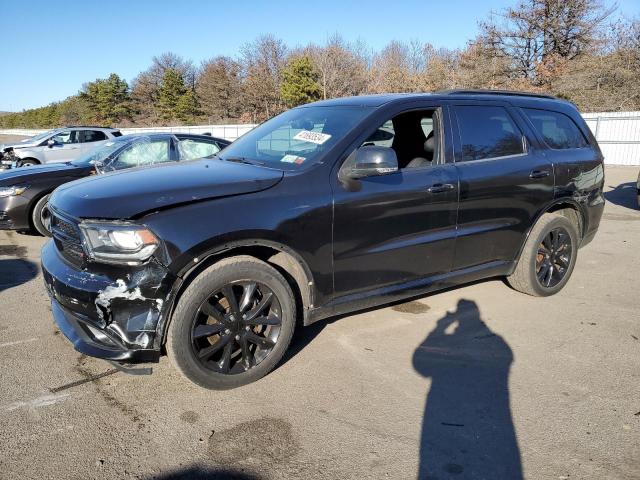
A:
<box><xmin>79</xmin><ymin>222</ymin><xmax>160</xmax><ymax>265</ymax></box>
<box><xmin>0</xmin><ymin>186</ymin><xmax>27</xmax><ymax>198</ymax></box>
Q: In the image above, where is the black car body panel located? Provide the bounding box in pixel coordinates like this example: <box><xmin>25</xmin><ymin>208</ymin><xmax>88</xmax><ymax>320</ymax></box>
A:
<box><xmin>50</xmin><ymin>159</ymin><xmax>284</xmax><ymax>219</ymax></box>
<box><xmin>0</xmin><ymin>133</ymin><xmax>230</xmax><ymax>232</ymax></box>
<box><xmin>40</xmin><ymin>92</ymin><xmax>605</xmax><ymax>363</ymax></box>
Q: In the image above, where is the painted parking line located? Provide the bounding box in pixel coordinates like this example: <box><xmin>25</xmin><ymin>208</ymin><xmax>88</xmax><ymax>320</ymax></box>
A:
<box><xmin>3</xmin><ymin>392</ymin><xmax>71</xmax><ymax>412</ymax></box>
<box><xmin>0</xmin><ymin>337</ymin><xmax>38</xmax><ymax>348</ymax></box>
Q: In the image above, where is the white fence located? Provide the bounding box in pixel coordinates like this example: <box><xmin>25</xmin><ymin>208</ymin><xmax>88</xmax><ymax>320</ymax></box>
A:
<box><xmin>2</xmin><ymin>112</ymin><xmax>640</xmax><ymax>165</ymax></box>
<box><xmin>582</xmin><ymin>112</ymin><xmax>640</xmax><ymax>166</ymax></box>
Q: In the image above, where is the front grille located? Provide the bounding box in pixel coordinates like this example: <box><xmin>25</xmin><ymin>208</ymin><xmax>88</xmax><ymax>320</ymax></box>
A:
<box><xmin>50</xmin><ymin>210</ymin><xmax>85</xmax><ymax>265</ymax></box>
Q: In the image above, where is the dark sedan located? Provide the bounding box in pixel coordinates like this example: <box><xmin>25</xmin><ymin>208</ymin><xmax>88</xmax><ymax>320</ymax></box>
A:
<box><xmin>0</xmin><ymin>133</ymin><xmax>230</xmax><ymax>236</ymax></box>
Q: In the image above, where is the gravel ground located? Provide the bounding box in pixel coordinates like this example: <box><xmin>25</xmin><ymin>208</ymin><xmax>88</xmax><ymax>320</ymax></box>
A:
<box><xmin>0</xmin><ymin>165</ymin><xmax>638</xmax><ymax>480</ymax></box>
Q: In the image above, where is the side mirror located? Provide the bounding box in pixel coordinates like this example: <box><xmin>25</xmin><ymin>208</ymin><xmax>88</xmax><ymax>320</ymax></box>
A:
<box><xmin>344</xmin><ymin>146</ymin><xmax>398</xmax><ymax>179</ymax></box>
<box><xmin>47</xmin><ymin>139</ymin><xmax>56</xmax><ymax>148</ymax></box>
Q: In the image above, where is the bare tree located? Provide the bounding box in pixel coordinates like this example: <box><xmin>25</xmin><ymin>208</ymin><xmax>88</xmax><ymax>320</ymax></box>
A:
<box><xmin>306</xmin><ymin>34</ymin><xmax>369</xmax><ymax>99</ymax></box>
<box><xmin>239</xmin><ymin>35</ymin><xmax>288</xmax><ymax>122</ymax></box>
<box><xmin>196</xmin><ymin>56</ymin><xmax>242</xmax><ymax>122</ymax></box>
<box><xmin>480</xmin><ymin>0</ymin><xmax>615</xmax><ymax>83</ymax></box>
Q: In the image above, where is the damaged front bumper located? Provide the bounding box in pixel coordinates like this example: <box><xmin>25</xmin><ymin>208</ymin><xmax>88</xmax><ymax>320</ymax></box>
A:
<box><xmin>41</xmin><ymin>240</ymin><xmax>177</xmax><ymax>363</ymax></box>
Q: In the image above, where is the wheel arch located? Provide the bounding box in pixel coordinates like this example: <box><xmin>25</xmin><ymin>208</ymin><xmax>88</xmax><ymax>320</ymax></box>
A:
<box><xmin>513</xmin><ymin>198</ymin><xmax>586</xmax><ymax>267</ymax></box>
<box><xmin>159</xmin><ymin>239</ymin><xmax>316</xmax><ymax>346</ymax></box>
<box><xmin>27</xmin><ymin>190</ymin><xmax>53</xmax><ymax>230</ymax></box>
<box><xmin>18</xmin><ymin>157</ymin><xmax>41</xmax><ymax>165</ymax></box>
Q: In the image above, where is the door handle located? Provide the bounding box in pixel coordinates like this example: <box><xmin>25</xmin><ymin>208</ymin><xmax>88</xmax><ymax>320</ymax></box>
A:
<box><xmin>529</xmin><ymin>169</ymin><xmax>550</xmax><ymax>179</ymax></box>
<box><xmin>427</xmin><ymin>183</ymin><xmax>455</xmax><ymax>194</ymax></box>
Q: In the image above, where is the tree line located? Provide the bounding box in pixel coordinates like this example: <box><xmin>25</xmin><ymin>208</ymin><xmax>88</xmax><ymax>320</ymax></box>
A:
<box><xmin>2</xmin><ymin>0</ymin><xmax>638</xmax><ymax>129</ymax></box>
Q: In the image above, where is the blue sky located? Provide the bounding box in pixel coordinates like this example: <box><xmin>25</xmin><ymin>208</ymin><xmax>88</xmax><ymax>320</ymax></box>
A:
<box><xmin>1</xmin><ymin>0</ymin><xmax>637</xmax><ymax>111</ymax></box>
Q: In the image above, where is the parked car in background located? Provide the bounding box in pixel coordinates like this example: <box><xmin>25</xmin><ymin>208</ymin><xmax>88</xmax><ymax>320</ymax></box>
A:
<box><xmin>41</xmin><ymin>90</ymin><xmax>604</xmax><ymax>389</ymax></box>
<box><xmin>0</xmin><ymin>133</ymin><xmax>229</xmax><ymax>236</ymax></box>
<box><xmin>0</xmin><ymin>126</ymin><xmax>122</xmax><ymax>168</ymax></box>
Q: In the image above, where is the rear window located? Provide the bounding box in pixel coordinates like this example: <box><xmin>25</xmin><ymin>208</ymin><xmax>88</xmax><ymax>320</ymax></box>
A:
<box><xmin>455</xmin><ymin>106</ymin><xmax>524</xmax><ymax>161</ymax></box>
<box><xmin>111</xmin><ymin>131</ymin><xmax>123</xmax><ymax>137</ymax></box>
<box><xmin>80</xmin><ymin>130</ymin><xmax>107</xmax><ymax>142</ymax></box>
<box><xmin>522</xmin><ymin>108</ymin><xmax>588</xmax><ymax>149</ymax></box>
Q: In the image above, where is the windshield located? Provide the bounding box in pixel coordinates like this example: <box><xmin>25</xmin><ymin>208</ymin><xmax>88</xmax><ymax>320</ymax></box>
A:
<box><xmin>218</xmin><ymin>106</ymin><xmax>372</xmax><ymax>169</ymax></box>
<box><xmin>70</xmin><ymin>138</ymin><xmax>130</xmax><ymax>167</ymax></box>
<box><xmin>27</xmin><ymin>129</ymin><xmax>61</xmax><ymax>144</ymax></box>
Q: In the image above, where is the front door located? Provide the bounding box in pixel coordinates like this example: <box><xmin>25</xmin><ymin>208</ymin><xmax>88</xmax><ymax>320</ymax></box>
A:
<box><xmin>43</xmin><ymin>130</ymin><xmax>81</xmax><ymax>162</ymax></box>
<box><xmin>332</xmin><ymin>106</ymin><xmax>459</xmax><ymax>298</ymax></box>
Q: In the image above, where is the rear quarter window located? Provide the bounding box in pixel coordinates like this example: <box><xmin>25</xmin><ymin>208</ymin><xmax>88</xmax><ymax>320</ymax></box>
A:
<box><xmin>522</xmin><ymin>108</ymin><xmax>588</xmax><ymax>149</ymax></box>
<box><xmin>111</xmin><ymin>131</ymin><xmax>123</xmax><ymax>137</ymax></box>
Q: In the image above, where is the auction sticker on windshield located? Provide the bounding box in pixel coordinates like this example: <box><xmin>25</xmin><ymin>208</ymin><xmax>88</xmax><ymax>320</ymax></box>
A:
<box><xmin>293</xmin><ymin>130</ymin><xmax>332</xmax><ymax>145</ymax></box>
<box><xmin>281</xmin><ymin>154</ymin><xmax>306</xmax><ymax>165</ymax></box>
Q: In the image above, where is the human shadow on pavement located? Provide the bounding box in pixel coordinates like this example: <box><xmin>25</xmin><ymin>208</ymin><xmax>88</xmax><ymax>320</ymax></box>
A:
<box><xmin>146</xmin><ymin>465</ymin><xmax>261</xmax><ymax>479</ymax></box>
<box><xmin>603</xmin><ymin>181</ymin><xmax>638</xmax><ymax>210</ymax></box>
<box><xmin>0</xmin><ymin>258</ymin><xmax>38</xmax><ymax>293</ymax></box>
<box><xmin>412</xmin><ymin>299</ymin><xmax>522</xmax><ymax>479</ymax></box>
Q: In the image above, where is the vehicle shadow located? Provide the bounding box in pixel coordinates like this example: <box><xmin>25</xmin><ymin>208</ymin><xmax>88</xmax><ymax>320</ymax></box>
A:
<box><xmin>603</xmin><ymin>181</ymin><xmax>638</xmax><ymax>210</ymax></box>
<box><xmin>0</xmin><ymin>258</ymin><xmax>38</xmax><ymax>293</ymax></box>
<box><xmin>144</xmin><ymin>466</ymin><xmax>260</xmax><ymax>479</ymax></box>
<box><xmin>412</xmin><ymin>299</ymin><xmax>522</xmax><ymax>479</ymax></box>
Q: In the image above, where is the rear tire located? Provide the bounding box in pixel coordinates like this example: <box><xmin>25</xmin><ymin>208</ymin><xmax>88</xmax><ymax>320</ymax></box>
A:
<box><xmin>507</xmin><ymin>213</ymin><xmax>579</xmax><ymax>296</ymax></box>
<box><xmin>31</xmin><ymin>194</ymin><xmax>52</xmax><ymax>237</ymax></box>
<box><xmin>167</xmin><ymin>256</ymin><xmax>296</xmax><ymax>389</ymax></box>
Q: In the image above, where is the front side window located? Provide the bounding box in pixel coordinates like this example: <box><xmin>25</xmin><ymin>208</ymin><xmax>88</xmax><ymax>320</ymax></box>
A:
<box><xmin>178</xmin><ymin>139</ymin><xmax>220</xmax><ymax>161</ymax></box>
<box><xmin>50</xmin><ymin>131</ymin><xmax>78</xmax><ymax>145</ymax></box>
<box><xmin>356</xmin><ymin>109</ymin><xmax>441</xmax><ymax>170</ymax></box>
<box><xmin>522</xmin><ymin>108</ymin><xmax>588</xmax><ymax>149</ymax></box>
<box><xmin>219</xmin><ymin>106</ymin><xmax>372</xmax><ymax>170</ymax></box>
<box><xmin>455</xmin><ymin>106</ymin><xmax>524</xmax><ymax>161</ymax></box>
<box><xmin>80</xmin><ymin>130</ymin><xmax>107</xmax><ymax>143</ymax></box>
<box><xmin>108</xmin><ymin>139</ymin><xmax>171</xmax><ymax>170</ymax></box>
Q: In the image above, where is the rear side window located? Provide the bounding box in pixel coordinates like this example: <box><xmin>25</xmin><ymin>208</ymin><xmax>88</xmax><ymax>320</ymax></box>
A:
<box><xmin>455</xmin><ymin>106</ymin><xmax>524</xmax><ymax>161</ymax></box>
<box><xmin>178</xmin><ymin>138</ymin><xmax>220</xmax><ymax>161</ymax></box>
<box><xmin>80</xmin><ymin>130</ymin><xmax>107</xmax><ymax>143</ymax></box>
<box><xmin>111</xmin><ymin>131</ymin><xmax>122</xmax><ymax>137</ymax></box>
<box><xmin>522</xmin><ymin>108</ymin><xmax>588</xmax><ymax>149</ymax></box>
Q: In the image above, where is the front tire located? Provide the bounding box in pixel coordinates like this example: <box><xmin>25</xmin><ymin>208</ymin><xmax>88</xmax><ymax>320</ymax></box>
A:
<box><xmin>507</xmin><ymin>213</ymin><xmax>579</xmax><ymax>296</ymax></box>
<box><xmin>167</xmin><ymin>256</ymin><xmax>296</xmax><ymax>389</ymax></box>
<box><xmin>31</xmin><ymin>194</ymin><xmax>52</xmax><ymax>237</ymax></box>
<box><xmin>19</xmin><ymin>158</ymin><xmax>39</xmax><ymax>167</ymax></box>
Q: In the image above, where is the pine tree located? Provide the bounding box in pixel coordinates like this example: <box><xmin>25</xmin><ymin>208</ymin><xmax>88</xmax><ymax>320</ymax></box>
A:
<box><xmin>280</xmin><ymin>55</ymin><xmax>321</xmax><ymax>107</ymax></box>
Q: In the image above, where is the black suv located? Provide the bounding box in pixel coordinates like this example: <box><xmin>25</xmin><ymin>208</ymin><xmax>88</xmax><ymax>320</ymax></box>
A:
<box><xmin>42</xmin><ymin>91</ymin><xmax>605</xmax><ymax>389</ymax></box>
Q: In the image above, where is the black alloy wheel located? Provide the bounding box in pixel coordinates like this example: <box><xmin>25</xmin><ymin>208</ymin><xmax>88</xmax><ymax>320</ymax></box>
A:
<box><xmin>535</xmin><ymin>227</ymin><xmax>572</xmax><ymax>288</ymax></box>
<box><xmin>168</xmin><ymin>255</ymin><xmax>296</xmax><ymax>389</ymax></box>
<box><xmin>192</xmin><ymin>281</ymin><xmax>281</xmax><ymax>374</ymax></box>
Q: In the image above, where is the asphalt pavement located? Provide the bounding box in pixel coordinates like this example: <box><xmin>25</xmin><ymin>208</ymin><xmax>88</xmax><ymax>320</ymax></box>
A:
<box><xmin>0</xmin><ymin>166</ymin><xmax>638</xmax><ymax>479</ymax></box>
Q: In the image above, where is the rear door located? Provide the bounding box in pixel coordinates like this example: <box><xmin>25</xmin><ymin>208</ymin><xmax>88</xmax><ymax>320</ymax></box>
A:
<box><xmin>331</xmin><ymin>104</ymin><xmax>459</xmax><ymax>298</ymax></box>
<box><xmin>78</xmin><ymin>130</ymin><xmax>108</xmax><ymax>154</ymax></box>
<box><xmin>450</xmin><ymin>101</ymin><xmax>554</xmax><ymax>270</ymax></box>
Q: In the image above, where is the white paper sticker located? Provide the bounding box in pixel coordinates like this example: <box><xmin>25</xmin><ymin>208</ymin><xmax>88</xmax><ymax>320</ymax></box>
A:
<box><xmin>280</xmin><ymin>154</ymin><xmax>306</xmax><ymax>165</ymax></box>
<box><xmin>293</xmin><ymin>130</ymin><xmax>332</xmax><ymax>145</ymax></box>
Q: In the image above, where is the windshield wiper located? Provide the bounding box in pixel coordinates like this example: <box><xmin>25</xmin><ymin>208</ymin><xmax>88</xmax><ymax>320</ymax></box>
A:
<box><xmin>220</xmin><ymin>156</ymin><xmax>266</xmax><ymax>166</ymax></box>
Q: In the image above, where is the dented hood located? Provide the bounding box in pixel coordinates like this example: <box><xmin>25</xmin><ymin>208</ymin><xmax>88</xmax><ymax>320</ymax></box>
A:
<box><xmin>50</xmin><ymin>159</ymin><xmax>284</xmax><ymax>219</ymax></box>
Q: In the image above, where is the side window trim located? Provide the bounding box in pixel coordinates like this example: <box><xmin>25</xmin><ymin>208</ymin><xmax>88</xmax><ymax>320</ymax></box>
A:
<box><xmin>451</xmin><ymin>102</ymin><xmax>529</xmax><ymax>164</ymax></box>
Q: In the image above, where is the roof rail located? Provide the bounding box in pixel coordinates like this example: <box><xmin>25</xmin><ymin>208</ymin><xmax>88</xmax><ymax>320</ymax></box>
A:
<box><xmin>437</xmin><ymin>89</ymin><xmax>557</xmax><ymax>100</ymax></box>
<box><xmin>64</xmin><ymin>125</ymin><xmax>117</xmax><ymax>129</ymax></box>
